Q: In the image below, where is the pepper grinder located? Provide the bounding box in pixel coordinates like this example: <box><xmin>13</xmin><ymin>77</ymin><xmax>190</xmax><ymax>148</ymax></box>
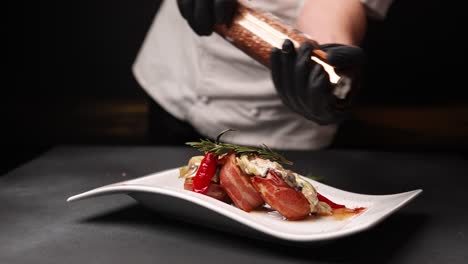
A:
<box><xmin>214</xmin><ymin>0</ymin><xmax>360</xmax><ymax>107</ymax></box>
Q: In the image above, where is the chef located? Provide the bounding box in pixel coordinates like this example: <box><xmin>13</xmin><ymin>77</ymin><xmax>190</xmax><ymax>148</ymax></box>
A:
<box><xmin>132</xmin><ymin>0</ymin><xmax>393</xmax><ymax>150</ymax></box>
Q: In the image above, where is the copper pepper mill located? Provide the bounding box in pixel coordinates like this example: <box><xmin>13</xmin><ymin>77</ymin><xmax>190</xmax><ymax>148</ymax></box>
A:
<box><xmin>214</xmin><ymin>1</ymin><xmax>359</xmax><ymax>106</ymax></box>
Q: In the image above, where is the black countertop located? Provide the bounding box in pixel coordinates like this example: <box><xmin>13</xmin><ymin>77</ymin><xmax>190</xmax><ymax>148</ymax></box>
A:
<box><xmin>1</xmin><ymin>146</ymin><xmax>467</xmax><ymax>263</ymax></box>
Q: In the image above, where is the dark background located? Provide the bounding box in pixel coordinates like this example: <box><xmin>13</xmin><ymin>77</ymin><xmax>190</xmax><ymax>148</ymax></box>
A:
<box><xmin>3</xmin><ymin>0</ymin><xmax>466</xmax><ymax>175</ymax></box>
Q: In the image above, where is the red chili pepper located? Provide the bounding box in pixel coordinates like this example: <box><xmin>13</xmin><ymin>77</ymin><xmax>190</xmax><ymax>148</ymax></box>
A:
<box><xmin>192</xmin><ymin>152</ymin><xmax>218</xmax><ymax>194</ymax></box>
<box><xmin>317</xmin><ymin>192</ymin><xmax>346</xmax><ymax>209</ymax></box>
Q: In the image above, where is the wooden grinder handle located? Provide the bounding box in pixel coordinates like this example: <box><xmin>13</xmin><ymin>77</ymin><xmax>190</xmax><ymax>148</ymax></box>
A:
<box><xmin>214</xmin><ymin>1</ymin><xmax>329</xmax><ymax>68</ymax></box>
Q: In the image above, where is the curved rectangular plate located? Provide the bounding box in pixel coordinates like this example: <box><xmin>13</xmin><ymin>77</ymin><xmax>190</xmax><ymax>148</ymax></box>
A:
<box><xmin>67</xmin><ymin>168</ymin><xmax>422</xmax><ymax>242</ymax></box>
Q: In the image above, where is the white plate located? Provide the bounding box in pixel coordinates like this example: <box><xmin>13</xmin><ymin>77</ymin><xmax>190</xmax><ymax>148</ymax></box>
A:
<box><xmin>67</xmin><ymin>168</ymin><xmax>422</xmax><ymax>243</ymax></box>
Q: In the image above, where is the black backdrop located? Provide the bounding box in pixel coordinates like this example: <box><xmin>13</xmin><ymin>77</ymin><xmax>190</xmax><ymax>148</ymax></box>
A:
<box><xmin>3</xmin><ymin>0</ymin><xmax>466</xmax><ymax>174</ymax></box>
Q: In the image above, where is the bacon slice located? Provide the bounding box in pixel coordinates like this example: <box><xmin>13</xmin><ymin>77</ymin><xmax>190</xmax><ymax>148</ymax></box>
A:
<box><xmin>219</xmin><ymin>153</ymin><xmax>264</xmax><ymax>211</ymax></box>
<box><xmin>184</xmin><ymin>178</ymin><xmax>231</xmax><ymax>203</ymax></box>
<box><xmin>252</xmin><ymin>171</ymin><xmax>310</xmax><ymax>220</ymax></box>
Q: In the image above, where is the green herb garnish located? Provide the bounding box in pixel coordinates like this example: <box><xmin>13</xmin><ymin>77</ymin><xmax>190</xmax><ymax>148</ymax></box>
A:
<box><xmin>304</xmin><ymin>173</ymin><xmax>325</xmax><ymax>182</ymax></box>
<box><xmin>186</xmin><ymin>129</ymin><xmax>293</xmax><ymax>165</ymax></box>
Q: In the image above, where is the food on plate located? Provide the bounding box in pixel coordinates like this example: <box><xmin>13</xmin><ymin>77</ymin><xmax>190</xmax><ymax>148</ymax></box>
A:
<box><xmin>179</xmin><ymin>129</ymin><xmax>365</xmax><ymax>220</ymax></box>
<box><xmin>219</xmin><ymin>153</ymin><xmax>264</xmax><ymax>212</ymax></box>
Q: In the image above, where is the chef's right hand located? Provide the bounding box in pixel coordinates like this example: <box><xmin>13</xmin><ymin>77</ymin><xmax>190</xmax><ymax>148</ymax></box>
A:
<box><xmin>177</xmin><ymin>0</ymin><xmax>238</xmax><ymax>36</ymax></box>
<box><xmin>271</xmin><ymin>40</ymin><xmax>364</xmax><ymax>125</ymax></box>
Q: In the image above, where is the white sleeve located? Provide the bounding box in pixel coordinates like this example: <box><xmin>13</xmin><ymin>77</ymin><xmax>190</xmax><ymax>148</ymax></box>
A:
<box><xmin>360</xmin><ymin>0</ymin><xmax>395</xmax><ymax>19</ymax></box>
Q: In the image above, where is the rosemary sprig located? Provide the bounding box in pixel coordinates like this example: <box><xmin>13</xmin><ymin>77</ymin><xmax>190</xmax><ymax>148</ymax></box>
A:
<box><xmin>186</xmin><ymin>129</ymin><xmax>293</xmax><ymax>165</ymax></box>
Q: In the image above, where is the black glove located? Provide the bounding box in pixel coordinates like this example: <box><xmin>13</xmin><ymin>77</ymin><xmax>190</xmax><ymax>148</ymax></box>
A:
<box><xmin>271</xmin><ymin>40</ymin><xmax>364</xmax><ymax>125</ymax></box>
<box><xmin>177</xmin><ymin>0</ymin><xmax>238</xmax><ymax>36</ymax></box>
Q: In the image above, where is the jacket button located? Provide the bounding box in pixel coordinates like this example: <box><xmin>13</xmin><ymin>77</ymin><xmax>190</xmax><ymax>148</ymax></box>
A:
<box><xmin>249</xmin><ymin>107</ymin><xmax>260</xmax><ymax>117</ymax></box>
<box><xmin>199</xmin><ymin>96</ymin><xmax>210</xmax><ymax>104</ymax></box>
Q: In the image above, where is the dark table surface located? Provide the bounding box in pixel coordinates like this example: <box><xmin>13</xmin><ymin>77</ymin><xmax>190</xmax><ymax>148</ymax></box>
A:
<box><xmin>1</xmin><ymin>146</ymin><xmax>467</xmax><ymax>264</ymax></box>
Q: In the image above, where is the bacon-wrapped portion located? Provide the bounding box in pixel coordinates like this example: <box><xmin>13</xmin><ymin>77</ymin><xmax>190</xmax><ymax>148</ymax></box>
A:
<box><xmin>184</xmin><ymin>178</ymin><xmax>231</xmax><ymax>203</ymax></box>
<box><xmin>219</xmin><ymin>153</ymin><xmax>264</xmax><ymax>212</ymax></box>
<box><xmin>252</xmin><ymin>170</ymin><xmax>311</xmax><ymax>220</ymax></box>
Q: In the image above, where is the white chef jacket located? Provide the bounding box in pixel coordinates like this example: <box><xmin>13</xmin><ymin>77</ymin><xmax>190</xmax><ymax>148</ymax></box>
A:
<box><xmin>132</xmin><ymin>0</ymin><xmax>394</xmax><ymax>150</ymax></box>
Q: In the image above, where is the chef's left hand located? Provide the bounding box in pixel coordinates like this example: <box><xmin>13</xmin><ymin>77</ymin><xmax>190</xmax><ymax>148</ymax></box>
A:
<box><xmin>271</xmin><ymin>39</ymin><xmax>364</xmax><ymax>125</ymax></box>
<box><xmin>177</xmin><ymin>0</ymin><xmax>238</xmax><ymax>36</ymax></box>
